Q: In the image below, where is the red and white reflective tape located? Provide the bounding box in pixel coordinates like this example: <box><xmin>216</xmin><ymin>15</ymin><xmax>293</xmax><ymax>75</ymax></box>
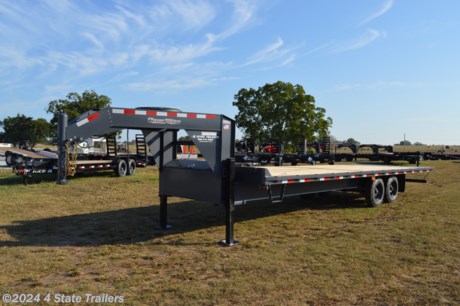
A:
<box><xmin>76</xmin><ymin>113</ymin><xmax>100</xmax><ymax>127</ymax></box>
<box><xmin>111</xmin><ymin>108</ymin><xmax>217</xmax><ymax>120</ymax></box>
<box><xmin>279</xmin><ymin>169</ymin><xmax>431</xmax><ymax>185</ymax></box>
<box><xmin>112</xmin><ymin>108</ymin><xmax>217</xmax><ymax>119</ymax></box>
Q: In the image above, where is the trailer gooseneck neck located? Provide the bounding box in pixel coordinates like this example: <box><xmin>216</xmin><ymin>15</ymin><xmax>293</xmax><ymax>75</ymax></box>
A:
<box><xmin>57</xmin><ymin>106</ymin><xmax>432</xmax><ymax>246</ymax></box>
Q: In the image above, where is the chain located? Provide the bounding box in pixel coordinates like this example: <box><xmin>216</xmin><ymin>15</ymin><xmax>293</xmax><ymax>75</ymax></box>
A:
<box><xmin>65</xmin><ymin>141</ymin><xmax>78</xmax><ymax>176</ymax></box>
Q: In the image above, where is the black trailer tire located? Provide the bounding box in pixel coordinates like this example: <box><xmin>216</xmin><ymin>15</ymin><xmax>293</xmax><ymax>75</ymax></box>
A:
<box><xmin>127</xmin><ymin>158</ymin><xmax>136</xmax><ymax>175</ymax></box>
<box><xmin>384</xmin><ymin>176</ymin><xmax>399</xmax><ymax>203</ymax></box>
<box><xmin>5</xmin><ymin>152</ymin><xmax>12</xmax><ymax>166</ymax></box>
<box><xmin>115</xmin><ymin>159</ymin><xmax>128</xmax><ymax>177</ymax></box>
<box><xmin>365</xmin><ymin>178</ymin><xmax>385</xmax><ymax>207</ymax></box>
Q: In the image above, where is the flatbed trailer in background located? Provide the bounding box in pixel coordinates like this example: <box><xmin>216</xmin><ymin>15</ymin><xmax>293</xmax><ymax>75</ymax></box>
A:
<box><xmin>4</xmin><ymin>137</ymin><xmax>148</xmax><ymax>184</ymax></box>
<box><xmin>56</xmin><ymin>106</ymin><xmax>433</xmax><ymax>245</ymax></box>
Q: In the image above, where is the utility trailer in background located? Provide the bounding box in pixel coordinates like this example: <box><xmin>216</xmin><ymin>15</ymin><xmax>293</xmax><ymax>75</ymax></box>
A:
<box><xmin>5</xmin><ymin>133</ymin><xmax>149</xmax><ymax>184</ymax></box>
<box><xmin>56</xmin><ymin>106</ymin><xmax>433</xmax><ymax>245</ymax></box>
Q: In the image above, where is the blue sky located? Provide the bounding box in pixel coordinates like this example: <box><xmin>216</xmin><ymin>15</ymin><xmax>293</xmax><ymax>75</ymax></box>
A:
<box><xmin>0</xmin><ymin>0</ymin><xmax>459</xmax><ymax>144</ymax></box>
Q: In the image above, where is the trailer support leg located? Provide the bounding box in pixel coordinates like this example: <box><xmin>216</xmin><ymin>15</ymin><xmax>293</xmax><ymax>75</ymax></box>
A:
<box><xmin>56</xmin><ymin>113</ymin><xmax>68</xmax><ymax>185</ymax></box>
<box><xmin>159</xmin><ymin>195</ymin><xmax>171</xmax><ymax>230</ymax></box>
<box><xmin>219</xmin><ymin>158</ymin><xmax>239</xmax><ymax>247</ymax></box>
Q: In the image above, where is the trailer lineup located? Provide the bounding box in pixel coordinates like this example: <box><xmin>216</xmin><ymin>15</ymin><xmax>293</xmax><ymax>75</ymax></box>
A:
<box><xmin>4</xmin><ymin>106</ymin><xmax>433</xmax><ymax>245</ymax></box>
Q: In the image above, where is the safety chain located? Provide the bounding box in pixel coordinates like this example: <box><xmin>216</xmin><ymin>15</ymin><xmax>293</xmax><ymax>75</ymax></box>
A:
<box><xmin>65</xmin><ymin>141</ymin><xmax>78</xmax><ymax>176</ymax></box>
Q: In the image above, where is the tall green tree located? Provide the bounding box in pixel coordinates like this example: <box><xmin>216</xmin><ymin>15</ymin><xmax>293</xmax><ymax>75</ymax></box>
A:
<box><xmin>344</xmin><ymin>138</ymin><xmax>360</xmax><ymax>146</ymax></box>
<box><xmin>46</xmin><ymin>90</ymin><xmax>112</xmax><ymax>141</ymax></box>
<box><xmin>0</xmin><ymin>114</ymin><xmax>52</xmax><ymax>147</ymax></box>
<box><xmin>399</xmin><ymin>140</ymin><xmax>412</xmax><ymax>146</ymax></box>
<box><xmin>233</xmin><ymin>81</ymin><xmax>332</xmax><ymax>151</ymax></box>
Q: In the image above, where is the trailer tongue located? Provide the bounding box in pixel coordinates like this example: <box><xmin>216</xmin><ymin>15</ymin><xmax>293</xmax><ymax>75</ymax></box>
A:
<box><xmin>56</xmin><ymin>107</ymin><xmax>432</xmax><ymax>245</ymax></box>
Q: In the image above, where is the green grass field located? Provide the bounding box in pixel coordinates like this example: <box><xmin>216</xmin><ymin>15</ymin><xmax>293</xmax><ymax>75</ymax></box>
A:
<box><xmin>0</xmin><ymin>160</ymin><xmax>458</xmax><ymax>305</ymax></box>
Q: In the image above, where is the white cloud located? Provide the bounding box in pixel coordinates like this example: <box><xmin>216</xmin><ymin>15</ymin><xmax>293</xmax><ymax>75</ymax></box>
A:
<box><xmin>244</xmin><ymin>37</ymin><xmax>296</xmax><ymax>67</ymax></box>
<box><xmin>358</xmin><ymin>0</ymin><xmax>394</xmax><ymax>26</ymax></box>
<box><xmin>334</xmin><ymin>29</ymin><xmax>383</xmax><ymax>53</ymax></box>
<box><xmin>304</xmin><ymin>41</ymin><xmax>335</xmax><ymax>56</ymax></box>
<box><xmin>82</xmin><ymin>33</ymin><xmax>105</xmax><ymax>51</ymax></box>
<box><xmin>218</xmin><ymin>0</ymin><xmax>257</xmax><ymax>38</ymax></box>
<box><xmin>145</xmin><ymin>0</ymin><xmax>217</xmax><ymax>34</ymax></box>
<box><xmin>0</xmin><ymin>0</ymin><xmax>263</xmax><ymax>95</ymax></box>
<box><xmin>281</xmin><ymin>55</ymin><xmax>296</xmax><ymax>66</ymax></box>
<box><xmin>83</xmin><ymin>12</ymin><xmax>129</xmax><ymax>42</ymax></box>
<box><xmin>127</xmin><ymin>79</ymin><xmax>210</xmax><ymax>91</ymax></box>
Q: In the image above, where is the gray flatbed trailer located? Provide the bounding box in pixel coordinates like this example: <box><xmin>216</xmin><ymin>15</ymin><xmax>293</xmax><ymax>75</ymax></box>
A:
<box><xmin>234</xmin><ymin>164</ymin><xmax>430</xmax><ymax>204</ymax></box>
<box><xmin>56</xmin><ymin>107</ymin><xmax>433</xmax><ymax>245</ymax></box>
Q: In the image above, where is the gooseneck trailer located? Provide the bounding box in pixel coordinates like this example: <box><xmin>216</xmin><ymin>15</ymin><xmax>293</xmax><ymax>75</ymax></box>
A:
<box><xmin>57</xmin><ymin>107</ymin><xmax>432</xmax><ymax>245</ymax></box>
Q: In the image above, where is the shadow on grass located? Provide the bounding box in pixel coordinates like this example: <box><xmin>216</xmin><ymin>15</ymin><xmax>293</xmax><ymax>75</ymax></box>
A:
<box><xmin>0</xmin><ymin>192</ymin><xmax>366</xmax><ymax>247</ymax></box>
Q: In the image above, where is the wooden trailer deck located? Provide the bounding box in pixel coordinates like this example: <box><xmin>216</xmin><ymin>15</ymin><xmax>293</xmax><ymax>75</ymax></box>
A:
<box><xmin>260</xmin><ymin>164</ymin><xmax>430</xmax><ymax>178</ymax></box>
<box><xmin>235</xmin><ymin>164</ymin><xmax>433</xmax><ymax>186</ymax></box>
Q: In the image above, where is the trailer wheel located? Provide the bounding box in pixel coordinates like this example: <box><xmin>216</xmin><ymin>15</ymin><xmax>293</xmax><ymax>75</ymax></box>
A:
<box><xmin>5</xmin><ymin>152</ymin><xmax>12</xmax><ymax>166</ymax></box>
<box><xmin>115</xmin><ymin>159</ymin><xmax>128</xmax><ymax>177</ymax></box>
<box><xmin>365</xmin><ymin>178</ymin><xmax>385</xmax><ymax>207</ymax></box>
<box><xmin>384</xmin><ymin>176</ymin><xmax>399</xmax><ymax>203</ymax></box>
<box><xmin>127</xmin><ymin>158</ymin><xmax>136</xmax><ymax>175</ymax></box>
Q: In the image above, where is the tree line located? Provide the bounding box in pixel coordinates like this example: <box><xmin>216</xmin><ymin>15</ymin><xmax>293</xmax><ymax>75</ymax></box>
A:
<box><xmin>0</xmin><ymin>91</ymin><xmax>111</xmax><ymax>148</ymax></box>
<box><xmin>1</xmin><ymin>82</ymin><xmax>334</xmax><ymax>150</ymax></box>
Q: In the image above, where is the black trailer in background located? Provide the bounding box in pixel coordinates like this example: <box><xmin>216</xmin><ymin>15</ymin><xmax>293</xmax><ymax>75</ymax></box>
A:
<box><xmin>57</xmin><ymin>107</ymin><xmax>432</xmax><ymax>246</ymax></box>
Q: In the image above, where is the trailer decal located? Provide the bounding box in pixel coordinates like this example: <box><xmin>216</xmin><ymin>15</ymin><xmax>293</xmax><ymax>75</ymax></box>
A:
<box><xmin>111</xmin><ymin>108</ymin><xmax>217</xmax><ymax>120</ymax></box>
